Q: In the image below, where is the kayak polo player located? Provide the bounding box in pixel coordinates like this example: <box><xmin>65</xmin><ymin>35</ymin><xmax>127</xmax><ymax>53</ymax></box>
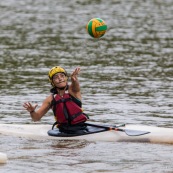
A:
<box><xmin>23</xmin><ymin>66</ymin><xmax>89</xmax><ymax>133</ymax></box>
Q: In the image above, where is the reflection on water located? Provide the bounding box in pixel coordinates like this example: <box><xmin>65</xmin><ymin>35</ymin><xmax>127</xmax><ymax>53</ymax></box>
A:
<box><xmin>50</xmin><ymin>140</ymin><xmax>89</xmax><ymax>150</ymax></box>
<box><xmin>0</xmin><ymin>0</ymin><xmax>173</xmax><ymax>172</ymax></box>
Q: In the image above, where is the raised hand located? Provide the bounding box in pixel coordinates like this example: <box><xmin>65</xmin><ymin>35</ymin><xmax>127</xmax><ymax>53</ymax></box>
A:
<box><xmin>71</xmin><ymin>67</ymin><xmax>81</xmax><ymax>82</ymax></box>
<box><xmin>23</xmin><ymin>102</ymin><xmax>38</xmax><ymax>113</ymax></box>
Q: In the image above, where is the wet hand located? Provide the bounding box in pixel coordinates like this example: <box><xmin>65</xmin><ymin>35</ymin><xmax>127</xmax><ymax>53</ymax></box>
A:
<box><xmin>71</xmin><ymin>67</ymin><xmax>80</xmax><ymax>82</ymax></box>
<box><xmin>23</xmin><ymin>102</ymin><xmax>38</xmax><ymax>113</ymax></box>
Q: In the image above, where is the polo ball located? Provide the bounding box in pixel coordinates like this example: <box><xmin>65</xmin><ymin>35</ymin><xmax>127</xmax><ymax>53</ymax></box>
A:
<box><xmin>86</xmin><ymin>18</ymin><xmax>107</xmax><ymax>38</ymax></box>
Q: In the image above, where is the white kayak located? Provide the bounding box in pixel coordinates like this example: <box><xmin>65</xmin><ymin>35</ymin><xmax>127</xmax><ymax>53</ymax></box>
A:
<box><xmin>0</xmin><ymin>152</ymin><xmax>7</xmax><ymax>164</ymax></box>
<box><xmin>0</xmin><ymin>123</ymin><xmax>173</xmax><ymax>144</ymax></box>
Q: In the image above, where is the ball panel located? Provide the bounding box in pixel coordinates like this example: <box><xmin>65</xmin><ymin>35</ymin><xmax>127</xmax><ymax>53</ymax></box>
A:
<box><xmin>87</xmin><ymin>20</ymin><xmax>94</xmax><ymax>37</ymax></box>
<box><xmin>95</xmin><ymin>25</ymin><xmax>107</xmax><ymax>31</ymax></box>
<box><xmin>92</xmin><ymin>21</ymin><xmax>98</xmax><ymax>38</ymax></box>
<box><xmin>95</xmin><ymin>18</ymin><xmax>103</xmax><ymax>23</ymax></box>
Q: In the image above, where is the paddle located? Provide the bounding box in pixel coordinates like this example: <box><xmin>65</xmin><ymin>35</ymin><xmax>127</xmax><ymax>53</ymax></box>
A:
<box><xmin>85</xmin><ymin>123</ymin><xmax>150</xmax><ymax>136</ymax></box>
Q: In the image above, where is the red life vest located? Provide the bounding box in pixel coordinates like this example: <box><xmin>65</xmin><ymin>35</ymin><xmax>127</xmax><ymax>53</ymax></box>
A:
<box><xmin>51</xmin><ymin>93</ymin><xmax>88</xmax><ymax>125</ymax></box>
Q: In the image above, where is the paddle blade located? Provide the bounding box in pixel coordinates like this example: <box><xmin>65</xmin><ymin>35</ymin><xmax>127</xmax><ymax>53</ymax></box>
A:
<box><xmin>124</xmin><ymin>129</ymin><xmax>150</xmax><ymax>136</ymax></box>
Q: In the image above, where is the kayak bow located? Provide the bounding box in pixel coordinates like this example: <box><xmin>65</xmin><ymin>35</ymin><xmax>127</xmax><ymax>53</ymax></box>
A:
<box><xmin>0</xmin><ymin>152</ymin><xmax>7</xmax><ymax>164</ymax></box>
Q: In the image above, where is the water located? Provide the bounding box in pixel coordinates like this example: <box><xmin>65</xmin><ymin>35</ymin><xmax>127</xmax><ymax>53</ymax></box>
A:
<box><xmin>0</xmin><ymin>0</ymin><xmax>173</xmax><ymax>172</ymax></box>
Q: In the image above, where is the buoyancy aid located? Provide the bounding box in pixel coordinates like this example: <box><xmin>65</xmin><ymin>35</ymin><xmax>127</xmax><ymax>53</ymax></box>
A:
<box><xmin>51</xmin><ymin>93</ymin><xmax>88</xmax><ymax>126</ymax></box>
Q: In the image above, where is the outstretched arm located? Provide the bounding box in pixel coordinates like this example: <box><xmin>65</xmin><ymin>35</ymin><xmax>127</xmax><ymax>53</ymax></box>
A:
<box><xmin>69</xmin><ymin>67</ymin><xmax>82</xmax><ymax>100</ymax></box>
<box><xmin>23</xmin><ymin>95</ymin><xmax>52</xmax><ymax>121</ymax></box>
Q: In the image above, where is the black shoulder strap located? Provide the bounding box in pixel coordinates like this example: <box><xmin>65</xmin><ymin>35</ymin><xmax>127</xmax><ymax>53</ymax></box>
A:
<box><xmin>51</xmin><ymin>94</ymin><xmax>57</xmax><ymax>116</ymax></box>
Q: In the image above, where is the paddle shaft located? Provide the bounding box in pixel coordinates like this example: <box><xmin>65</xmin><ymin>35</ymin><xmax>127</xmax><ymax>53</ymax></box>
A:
<box><xmin>85</xmin><ymin>123</ymin><xmax>150</xmax><ymax>136</ymax></box>
<box><xmin>85</xmin><ymin>123</ymin><xmax>123</xmax><ymax>131</ymax></box>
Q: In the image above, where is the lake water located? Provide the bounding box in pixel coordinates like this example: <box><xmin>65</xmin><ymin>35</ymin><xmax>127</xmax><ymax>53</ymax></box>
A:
<box><xmin>0</xmin><ymin>0</ymin><xmax>173</xmax><ymax>172</ymax></box>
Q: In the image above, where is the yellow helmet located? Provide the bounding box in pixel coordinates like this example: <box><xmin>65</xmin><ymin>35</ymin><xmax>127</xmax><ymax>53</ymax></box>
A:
<box><xmin>48</xmin><ymin>66</ymin><xmax>67</xmax><ymax>86</ymax></box>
